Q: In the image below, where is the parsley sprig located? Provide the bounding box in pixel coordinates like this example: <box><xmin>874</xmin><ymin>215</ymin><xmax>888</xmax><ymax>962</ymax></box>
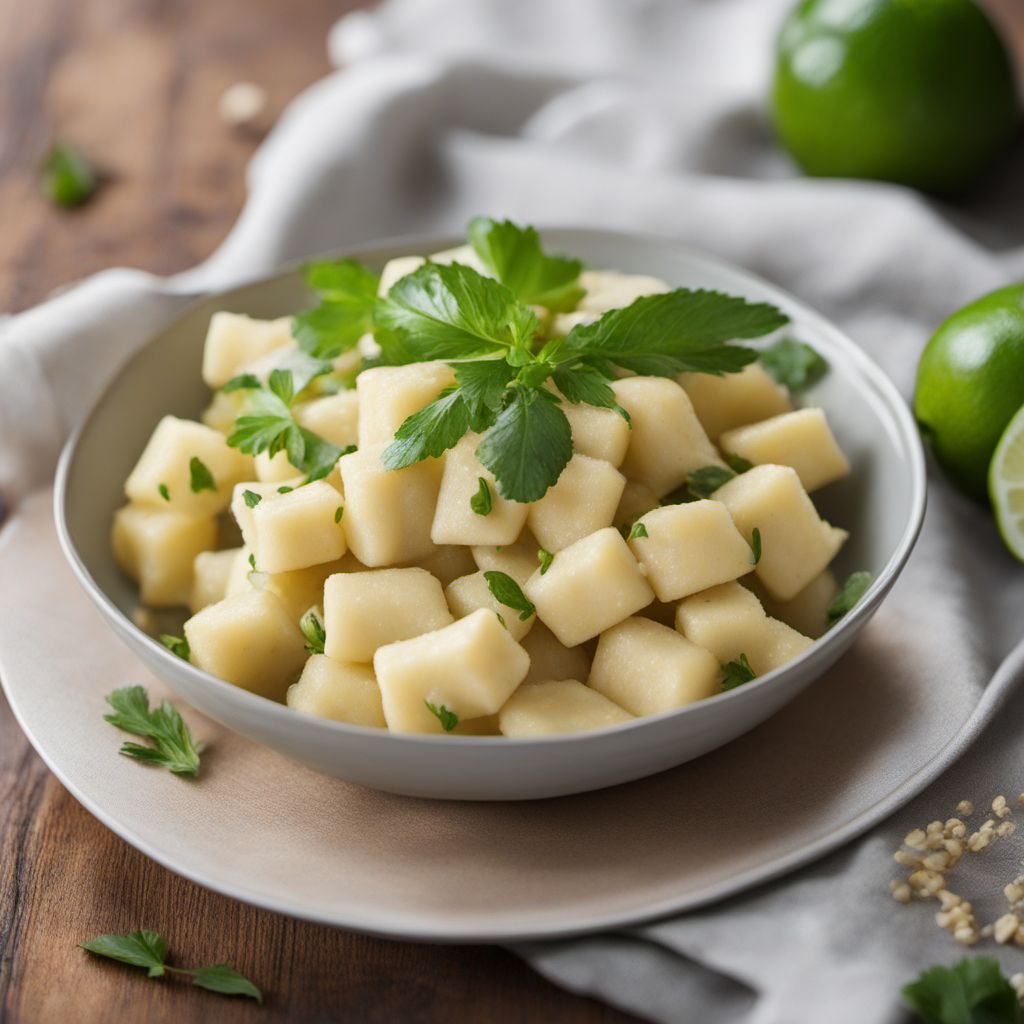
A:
<box><xmin>721</xmin><ymin>654</ymin><xmax>756</xmax><ymax>691</ymax></box>
<box><xmin>425</xmin><ymin>700</ymin><xmax>459</xmax><ymax>732</ymax></box>
<box><xmin>827</xmin><ymin>571</ymin><xmax>872</xmax><ymax>625</ymax></box>
<box><xmin>903</xmin><ymin>957</ymin><xmax>1022</xmax><ymax>1023</ymax></box>
<box><xmin>104</xmin><ymin>686</ymin><xmax>202</xmax><ymax>776</ymax></box>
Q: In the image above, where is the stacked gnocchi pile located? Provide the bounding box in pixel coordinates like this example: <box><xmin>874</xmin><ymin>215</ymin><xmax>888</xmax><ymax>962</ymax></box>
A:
<box><xmin>112</xmin><ymin>230</ymin><xmax>857</xmax><ymax>738</ymax></box>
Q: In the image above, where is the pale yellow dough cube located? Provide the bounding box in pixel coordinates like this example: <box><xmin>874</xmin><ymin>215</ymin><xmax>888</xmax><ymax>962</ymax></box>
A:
<box><xmin>748</xmin><ymin>570</ymin><xmax>838</xmax><ymax>640</ymax></box>
<box><xmin>112</xmin><ymin>505</ymin><xmax>217</xmax><ymax>607</ymax></box>
<box><xmin>356</xmin><ymin>362</ymin><xmax>456</xmax><ymax>445</ymax></box>
<box><xmin>373</xmin><ymin>609</ymin><xmax>530</xmax><ymax>734</ymax></box>
<box><xmin>125</xmin><ymin>416</ymin><xmax>253</xmax><ymax>516</ymax></box>
<box><xmin>184</xmin><ymin>589</ymin><xmax>307</xmax><ymax>700</ymax></box>
<box><xmin>324</xmin><ymin>568</ymin><xmax>453</xmax><ymax>663</ymax></box>
<box><xmin>249</xmin><ymin>481</ymin><xmax>347</xmax><ymax>574</ymax></box>
<box><xmin>254</xmin><ymin>449</ymin><xmax>303</xmax><ymax>483</ymax></box>
<box><xmin>339</xmin><ymin>443</ymin><xmax>442</xmax><ymax>566</ymax></box>
<box><xmin>527</xmin><ymin>454</ymin><xmax>625</xmax><ymax>552</ymax></box>
<box><xmin>258</xmin><ymin>553</ymin><xmax>365</xmax><ymax>622</ymax></box>
<box><xmin>675</xmin><ymin>581</ymin><xmax>813</xmax><ymax>675</ymax></box>
<box><xmin>560</xmin><ymin>397</ymin><xmax>630</xmax><ymax>467</ymax></box>
<box><xmin>201</xmin><ymin>389</ymin><xmax>245</xmax><ymax>435</ymax></box>
<box><xmin>445</xmin><ymin>571</ymin><xmax>535</xmax><ymax>642</ymax></box>
<box><xmin>712</xmin><ymin>464</ymin><xmax>847</xmax><ymax>600</ymax></box>
<box><xmin>499</xmin><ymin>680</ymin><xmax>633</xmax><ymax>737</ymax></box>
<box><xmin>190</xmin><ymin>548</ymin><xmax>241</xmax><ymax>613</ymax></box>
<box><xmin>286</xmin><ymin>655</ymin><xmax>386</xmax><ymax>728</ymax></box>
<box><xmin>201</xmin><ymin>313</ymin><xmax>294</xmax><ymax>389</ymax></box>
<box><xmin>524</xmin><ymin>528</ymin><xmax>654</xmax><ymax>648</ymax></box>
<box><xmin>612</xmin><ymin>377</ymin><xmax>723</xmax><ymax>496</ymax></box>
<box><xmin>231</xmin><ymin>481</ymin><xmax>291</xmax><ymax>549</ymax></box>
<box><xmin>471</xmin><ymin>528</ymin><xmax>540</xmax><ymax>585</ymax></box>
<box><xmin>628</xmin><ymin>500</ymin><xmax>753</xmax><ymax>602</ymax></box>
<box><xmin>225</xmin><ymin>546</ymin><xmax>254</xmax><ymax>598</ymax></box>
<box><xmin>576</xmin><ymin>270</ymin><xmax>669</xmax><ymax>313</ymax></box>
<box><xmin>296</xmin><ymin>391</ymin><xmax>360</xmax><ymax>449</ymax></box>
<box><xmin>588</xmin><ymin>617</ymin><xmax>721</xmax><ymax>717</ymax></box>
<box><xmin>410</xmin><ymin>545</ymin><xmax>478</xmax><ymax>587</ymax></box>
<box><xmin>678</xmin><ymin>363</ymin><xmax>792</xmax><ymax>440</ymax></box>
<box><xmin>520</xmin><ymin>622</ymin><xmax>592</xmax><ymax>685</ymax></box>
<box><xmin>719</xmin><ymin>408</ymin><xmax>850</xmax><ymax>493</ymax></box>
<box><xmin>614</xmin><ymin>480</ymin><xmax>660</xmax><ymax>528</ymax></box>
<box><xmin>431</xmin><ymin>434</ymin><xmax>529</xmax><ymax>546</ymax></box>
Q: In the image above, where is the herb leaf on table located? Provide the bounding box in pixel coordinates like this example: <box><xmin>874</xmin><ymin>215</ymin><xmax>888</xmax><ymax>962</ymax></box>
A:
<box><xmin>902</xmin><ymin>957</ymin><xmax>1023</xmax><ymax>1024</ymax></box>
<box><xmin>104</xmin><ymin>686</ymin><xmax>202</xmax><ymax>776</ymax></box>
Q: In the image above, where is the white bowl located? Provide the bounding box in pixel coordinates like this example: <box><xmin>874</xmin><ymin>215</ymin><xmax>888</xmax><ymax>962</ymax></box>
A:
<box><xmin>55</xmin><ymin>229</ymin><xmax>926</xmax><ymax>800</ymax></box>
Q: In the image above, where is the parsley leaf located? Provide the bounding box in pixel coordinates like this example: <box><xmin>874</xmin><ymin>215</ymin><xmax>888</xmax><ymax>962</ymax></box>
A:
<box><xmin>41</xmin><ymin>141</ymin><xmax>98</xmax><ymax>208</ymax></box>
<box><xmin>687</xmin><ymin>465</ymin><xmax>736</xmax><ymax>498</ymax></box>
<box><xmin>476</xmin><ymin>387</ymin><xmax>573</xmax><ymax>502</ymax></box>
<box><xmin>189</xmin><ymin>457</ymin><xmax>216</xmax><ymax>494</ymax></box>
<box><xmin>425</xmin><ymin>700</ymin><xmax>459</xmax><ymax>732</ymax></box>
<box><xmin>558</xmin><ymin>290</ymin><xmax>786</xmax><ymax>377</ymax></box>
<box><xmin>725</xmin><ymin>453</ymin><xmax>754</xmax><ymax>474</ymax></box>
<box><xmin>538</xmin><ymin>548</ymin><xmax>554</xmax><ymax>575</ymax></box>
<box><xmin>299</xmin><ymin>607</ymin><xmax>326</xmax><ymax>655</ymax></box>
<box><xmin>248</xmin><ymin>553</ymin><xmax>256</xmax><ymax>570</ymax></box>
<box><xmin>242</xmin><ymin>489</ymin><xmax>262</xmax><ymax>509</ymax></box>
<box><xmin>759</xmin><ymin>338</ymin><xmax>828</xmax><ymax>391</ymax></box>
<box><xmin>158</xmin><ymin>483</ymin><xmax>170</xmax><ymax>502</ymax></box>
<box><xmin>551</xmin><ymin>363</ymin><xmax>629</xmax><ymax>421</ymax></box>
<box><xmin>452</xmin><ymin>358</ymin><xmax>516</xmax><ymax>430</ymax></box>
<box><xmin>629</xmin><ymin>522</ymin><xmax>649</xmax><ymax>540</ymax></box>
<box><xmin>468</xmin><ymin>216</ymin><xmax>585</xmax><ymax>312</ymax></box>
<box><xmin>902</xmin><ymin>958</ymin><xmax>1022</xmax><ymax>1024</ymax></box>
<box><xmin>80</xmin><ymin>929</ymin><xmax>262</xmax><ymax>1002</ymax></box>
<box><xmin>722</xmin><ymin>654</ymin><xmax>756</xmax><ymax>691</ymax></box>
<box><xmin>470</xmin><ymin>477</ymin><xmax>493</xmax><ymax>516</ymax></box>
<box><xmin>291</xmin><ymin>259</ymin><xmax>379</xmax><ymax>360</ymax></box>
<box><xmin>483</xmin><ymin>570</ymin><xmax>536</xmax><ymax>621</ymax></box>
<box><xmin>221</xmin><ymin>373</ymin><xmax>262</xmax><ymax>393</ymax></box>
<box><xmin>334</xmin><ymin>505</ymin><xmax>344</xmax><ymax>524</ymax></box>
<box><xmin>381</xmin><ymin>389</ymin><xmax>469</xmax><ymax>469</ymax></box>
<box><xmin>750</xmin><ymin>527</ymin><xmax>762</xmax><ymax>565</ymax></box>
<box><xmin>827</xmin><ymin>571</ymin><xmax>872</xmax><ymax>625</ymax></box>
<box><xmin>159</xmin><ymin>634</ymin><xmax>190</xmax><ymax>661</ymax></box>
<box><xmin>104</xmin><ymin>686</ymin><xmax>202</xmax><ymax>776</ymax></box>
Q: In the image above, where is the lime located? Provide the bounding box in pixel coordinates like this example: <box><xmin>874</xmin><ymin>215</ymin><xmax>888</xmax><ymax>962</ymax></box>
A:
<box><xmin>915</xmin><ymin>284</ymin><xmax>1024</xmax><ymax>502</ymax></box>
<box><xmin>990</xmin><ymin>404</ymin><xmax>1024</xmax><ymax>562</ymax></box>
<box><xmin>772</xmin><ymin>0</ymin><xmax>1020</xmax><ymax>196</ymax></box>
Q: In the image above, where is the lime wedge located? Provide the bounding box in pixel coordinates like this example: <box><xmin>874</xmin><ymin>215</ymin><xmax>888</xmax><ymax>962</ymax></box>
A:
<box><xmin>990</xmin><ymin>404</ymin><xmax>1024</xmax><ymax>563</ymax></box>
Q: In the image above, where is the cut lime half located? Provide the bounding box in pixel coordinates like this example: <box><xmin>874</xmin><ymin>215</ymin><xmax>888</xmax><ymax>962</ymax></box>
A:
<box><xmin>990</xmin><ymin>404</ymin><xmax>1024</xmax><ymax>563</ymax></box>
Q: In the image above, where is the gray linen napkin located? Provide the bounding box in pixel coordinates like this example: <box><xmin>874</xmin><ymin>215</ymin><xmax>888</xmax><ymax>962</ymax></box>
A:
<box><xmin>4</xmin><ymin>2</ymin><xmax>1024</xmax><ymax>1020</ymax></box>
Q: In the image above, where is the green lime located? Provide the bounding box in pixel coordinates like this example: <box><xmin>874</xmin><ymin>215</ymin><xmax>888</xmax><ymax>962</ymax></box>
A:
<box><xmin>990</xmin><ymin>403</ymin><xmax>1024</xmax><ymax>562</ymax></box>
<box><xmin>915</xmin><ymin>284</ymin><xmax>1024</xmax><ymax>502</ymax></box>
<box><xmin>772</xmin><ymin>0</ymin><xmax>1020</xmax><ymax>196</ymax></box>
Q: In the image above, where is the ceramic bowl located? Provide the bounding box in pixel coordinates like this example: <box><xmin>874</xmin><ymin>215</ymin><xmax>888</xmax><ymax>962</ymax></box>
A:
<box><xmin>54</xmin><ymin>229</ymin><xmax>926</xmax><ymax>800</ymax></box>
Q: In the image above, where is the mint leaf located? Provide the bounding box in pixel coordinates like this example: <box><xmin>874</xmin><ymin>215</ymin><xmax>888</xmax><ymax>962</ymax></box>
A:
<box><xmin>104</xmin><ymin>686</ymin><xmax>202</xmax><ymax>777</ymax></box>
<box><xmin>189</xmin><ymin>457</ymin><xmax>216</xmax><ymax>494</ymax></box>
<box><xmin>483</xmin><ymin>570</ymin><xmax>536</xmax><ymax>621</ymax></box>
<box><xmin>299</xmin><ymin>607</ymin><xmax>326</xmax><ymax>655</ymax></box>
<box><xmin>750</xmin><ymin>527</ymin><xmax>762</xmax><ymax>565</ymax></box>
<box><xmin>470</xmin><ymin>477</ymin><xmax>493</xmax><ymax>516</ymax></box>
<box><xmin>687</xmin><ymin>465</ymin><xmax>736</xmax><ymax>498</ymax></box>
<box><xmin>721</xmin><ymin>654</ymin><xmax>756</xmax><ymax>691</ymax></box>
<box><xmin>80</xmin><ymin>930</ymin><xmax>168</xmax><ymax>977</ymax></box>
<box><xmin>41</xmin><ymin>141</ymin><xmax>97</xmax><ymax>208</ymax></box>
<box><xmin>903</xmin><ymin>958</ymin><xmax>1022</xmax><ymax>1024</ymax></box>
<box><xmin>476</xmin><ymin>387</ymin><xmax>572</xmax><ymax>502</ymax></box>
<box><xmin>375</xmin><ymin>262</ymin><xmax>539</xmax><ymax>363</ymax></box>
<box><xmin>827</xmin><ymin>571</ymin><xmax>872</xmax><ymax>625</ymax></box>
<box><xmin>560</xmin><ymin>290</ymin><xmax>785</xmax><ymax>377</ymax></box>
<box><xmin>159</xmin><ymin>634</ymin><xmax>190</xmax><ymax>661</ymax></box>
<box><xmin>468</xmin><ymin>217</ymin><xmax>584</xmax><ymax>312</ymax></box>
<box><xmin>759</xmin><ymin>338</ymin><xmax>828</xmax><ymax>391</ymax></box>
<box><xmin>425</xmin><ymin>700</ymin><xmax>459</xmax><ymax>732</ymax></box>
<box><xmin>187</xmin><ymin>964</ymin><xmax>263</xmax><ymax>1003</ymax></box>
<box><xmin>538</xmin><ymin>548</ymin><xmax>554</xmax><ymax>575</ymax></box>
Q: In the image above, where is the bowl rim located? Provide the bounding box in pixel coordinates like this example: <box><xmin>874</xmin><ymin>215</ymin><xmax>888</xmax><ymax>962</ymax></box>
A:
<box><xmin>53</xmin><ymin>226</ymin><xmax>928</xmax><ymax>750</ymax></box>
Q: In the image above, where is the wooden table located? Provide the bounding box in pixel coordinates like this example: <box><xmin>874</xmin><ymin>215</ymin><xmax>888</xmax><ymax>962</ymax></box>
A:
<box><xmin>2</xmin><ymin>0</ymin><xmax>1023</xmax><ymax>1021</ymax></box>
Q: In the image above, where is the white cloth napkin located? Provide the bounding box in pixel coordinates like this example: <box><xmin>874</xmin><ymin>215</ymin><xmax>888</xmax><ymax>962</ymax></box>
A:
<box><xmin>4</xmin><ymin>1</ymin><xmax>1024</xmax><ymax>1020</ymax></box>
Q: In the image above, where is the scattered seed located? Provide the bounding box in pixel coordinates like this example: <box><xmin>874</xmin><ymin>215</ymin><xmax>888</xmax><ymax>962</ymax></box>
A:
<box><xmin>957</xmin><ymin>800</ymin><xmax>974</xmax><ymax>816</ymax></box>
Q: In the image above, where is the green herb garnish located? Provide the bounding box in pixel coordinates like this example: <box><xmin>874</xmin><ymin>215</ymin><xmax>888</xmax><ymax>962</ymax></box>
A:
<box><xmin>103</xmin><ymin>686</ymin><xmax>202</xmax><ymax>776</ymax></box>
<box><xmin>293</xmin><ymin>259</ymin><xmax>380</xmax><ymax>360</ymax></box>
<box><xmin>158</xmin><ymin>483</ymin><xmax>170</xmax><ymax>502</ymax></box>
<box><xmin>759</xmin><ymin>338</ymin><xmax>828</xmax><ymax>391</ymax></box>
<box><xmin>470</xmin><ymin>477</ymin><xmax>493</xmax><ymax>516</ymax></box>
<box><xmin>725</xmin><ymin>453</ymin><xmax>754</xmax><ymax>474</ymax></box>
<box><xmin>299</xmin><ymin>607</ymin><xmax>326</xmax><ymax>655</ymax></box>
<box><xmin>721</xmin><ymin>654</ymin><xmax>756</xmax><ymax>691</ymax></box>
<box><xmin>483</xmin><ymin>570</ymin><xmax>536</xmax><ymax>621</ymax></box>
<box><xmin>334</xmin><ymin>505</ymin><xmax>344</xmax><ymax>524</ymax></box>
<box><xmin>687</xmin><ymin>464</ymin><xmax>736</xmax><ymax>498</ymax></box>
<box><xmin>425</xmin><ymin>700</ymin><xmax>459</xmax><ymax>732</ymax></box>
<box><xmin>40</xmin><ymin>142</ymin><xmax>97</xmax><ymax>208</ymax></box>
<box><xmin>277</xmin><ymin>485</ymin><xmax>294</xmax><ymax>494</ymax></box>
<box><xmin>189</xmin><ymin>457</ymin><xmax>216</xmax><ymax>494</ymax></box>
<box><xmin>159</xmin><ymin>634</ymin><xmax>190</xmax><ymax>661</ymax></box>
<box><xmin>248</xmin><ymin>553</ymin><xmax>256</xmax><ymax>570</ymax></box>
<box><xmin>629</xmin><ymin>522</ymin><xmax>649</xmax><ymax>540</ymax></box>
<box><xmin>902</xmin><ymin>958</ymin><xmax>1022</xmax><ymax>1024</ymax></box>
<box><xmin>242</xmin><ymin>489</ymin><xmax>262</xmax><ymax>509</ymax></box>
<box><xmin>750</xmin><ymin>527</ymin><xmax>762</xmax><ymax>565</ymax></box>
<box><xmin>537</xmin><ymin>548</ymin><xmax>554</xmax><ymax>575</ymax></box>
<box><xmin>80</xmin><ymin>930</ymin><xmax>261</xmax><ymax>1002</ymax></box>
<box><xmin>221</xmin><ymin>373</ymin><xmax>262</xmax><ymax>393</ymax></box>
<box><xmin>827</xmin><ymin>571</ymin><xmax>872</xmax><ymax>625</ymax></box>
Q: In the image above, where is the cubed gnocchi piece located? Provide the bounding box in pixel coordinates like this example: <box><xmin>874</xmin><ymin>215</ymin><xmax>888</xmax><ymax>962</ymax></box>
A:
<box><xmin>231</xmin><ymin>481</ymin><xmax>289</xmax><ymax>549</ymax></box>
<box><xmin>628</xmin><ymin>501</ymin><xmax>753</xmax><ymax>601</ymax></box>
<box><xmin>712</xmin><ymin>465</ymin><xmax>847</xmax><ymax>600</ymax></box>
<box><xmin>409</xmin><ymin>545</ymin><xmax>478</xmax><ymax>587</ymax></box>
<box><xmin>588</xmin><ymin>618</ymin><xmax>721</xmax><ymax>716</ymax></box>
<box><xmin>678</xmin><ymin>363</ymin><xmax>793</xmax><ymax>440</ymax></box>
<box><xmin>576</xmin><ymin>270</ymin><xmax>669</xmax><ymax>313</ymax></box>
<box><xmin>338</xmin><ymin>443</ymin><xmax>442</xmax><ymax>566</ymax></box>
<box><xmin>431</xmin><ymin>434</ymin><xmax>529</xmax><ymax>546</ymax></box>
<box><xmin>373</xmin><ymin>609</ymin><xmax>530</xmax><ymax>734</ymax></box>
<box><xmin>254</xmin><ymin>449</ymin><xmax>303</xmax><ymax>483</ymax></box>
<box><xmin>523</xmin><ymin>528</ymin><xmax>654</xmax><ymax>647</ymax></box>
<box><xmin>356</xmin><ymin>362</ymin><xmax>456</xmax><ymax>445</ymax></box>
<box><xmin>559</xmin><ymin>395</ymin><xmax>631</xmax><ymax>467</ymax></box>
<box><xmin>499</xmin><ymin>680</ymin><xmax>633</xmax><ymax>737</ymax></box>
<box><xmin>125</xmin><ymin>416</ymin><xmax>253</xmax><ymax>516</ymax></box>
<box><xmin>190</xmin><ymin>548</ymin><xmax>242</xmax><ymax>613</ymax></box>
<box><xmin>225</xmin><ymin>546</ymin><xmax>253</xmax><ymax>597</ymax></box>
<box><xmin>747</xmin><ymin>570</ymin><xmax>838</xmax><ymax>640</ymax></box>
<box><xmin>613</xmin><ymin>480</ymin><xmax>660</xmax><ymax>528</ymax></box>
<box><xmin>258</xmin><ymin>553</ymin><xmax>366</xmax><ymax>621</ymax></box>
<box><xmin>611</xmin><ymin>377</ymin><xmax>724</xmax><ymax>496</ymax></box>
<box><xmin>675</xmin><ymin>581</ymin><xmax>813</xmax><ymax>675</ymax></box>
<box><xmin>520</xmin><ymin>622</ymin><xmax>593</xmax><ymax>684</ymax></box>
<box><xmin>201</xmin><ymin>313</ymin><xmax>294</xmax><ymax>389</ymax></box>
<box><xmin>286</xmin><ymin>655</ymin><xmax>386</xmax><ymax>728</ymax></box>
<box><xmin>378</xmin><ymin>255</ymin><xmax>425</xmax><ymax>295</ymax></box>
<box><xmin>527</xmin><ymin>454</ymin><xmax>625</xmax><ymax>552</ymax></box>
<box><xmin>112</xmin><ymin>505</ymin><xmax>217</xmax><ymax>607</ymax></box>
<box><xmin>324</xmin><ymin>568</ymin><xmax>453</xmax><ymax>663</ymax></box>
<box><xmin>445</xmin><ymin>571</ymin><xmax>535</xmax><ymax>642</ymax></box>
<box><xmin>471</xmin><ymin>529</ymin><xmax>540</xmax><ymax>585</ymax></box>
<box><xmin>719</xmin><ymin>408</ymin><xmax>850</xmax><ymax>492</ymax></box>
<box><xmin>295</xmin><ymin>391</ymin><xmax>360</xmax><ymax>450</ymax></box>
<box><xmin>201</xmin><ymin>389</ymin><xmax>245</xmax><ymax>435</ymax></box>
<box><xmin>185</xmin><ymin>589</ymin><xmax>307</xmax><ymax>700</ymax></box>
<box><xmin>249</xmin><ymin>481</ymin><xmax>347</xmax><ymax>574</ymax></box>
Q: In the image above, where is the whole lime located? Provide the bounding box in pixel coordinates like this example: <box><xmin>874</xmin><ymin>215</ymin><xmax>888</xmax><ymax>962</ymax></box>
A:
<box><xmin>772</xmin><ymin>0</ymin><xmax>1020</xmax><ymax>196</ymax></box>
<box><xmin>914</xmin><ymin>284</ymin><xmax>1024</xmax><ymax>501</ymax></box>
